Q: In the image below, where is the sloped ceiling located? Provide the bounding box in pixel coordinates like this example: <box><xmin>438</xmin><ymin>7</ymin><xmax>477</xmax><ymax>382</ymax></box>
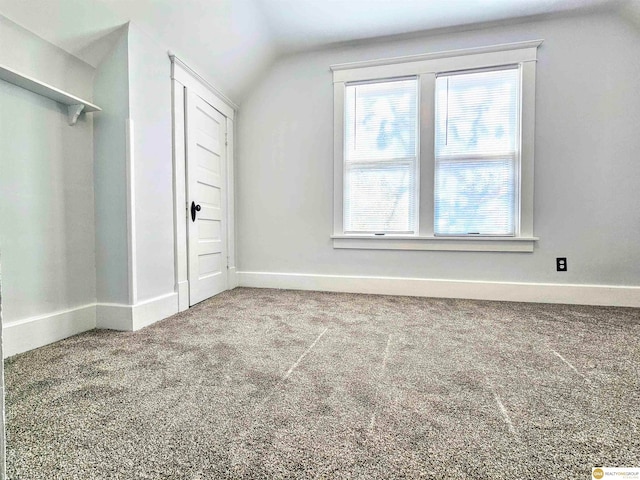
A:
<box><xmin>0</xmin><ymin>0</ymin><xmax>635</xmax><ymax>102</ymax></box>
<box><xmin>255</xmin><ymin>0</ymin><xmax>616</xmax><ymax>53</ymax></box>
<box><xmin>0</xmin><ymin>0</ymin><xmax>277</xmax><ymax>101</ymax></box>
<box><xmin>621</xmin><ymin>0</ymin><xmax>640</xmax><ymax>24</ymax></box>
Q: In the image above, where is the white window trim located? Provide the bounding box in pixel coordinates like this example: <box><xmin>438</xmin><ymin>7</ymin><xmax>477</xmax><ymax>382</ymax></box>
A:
<box><xmin>332</xmin><ymin>40</ymin><xmax>542</xmax><ymax>253</ymax></box>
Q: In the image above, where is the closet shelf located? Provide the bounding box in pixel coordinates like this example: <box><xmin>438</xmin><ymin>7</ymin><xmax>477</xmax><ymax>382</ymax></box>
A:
<box><xmin>0</xmin><ymin>63</ymin><xmax>101</xmax><ymax>125</ymax></box>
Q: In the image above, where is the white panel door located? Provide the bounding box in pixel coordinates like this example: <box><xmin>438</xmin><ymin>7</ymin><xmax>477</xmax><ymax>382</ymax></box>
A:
<box><xmin>186</xmin><ymin>90</ymin><xmax>227</xmax><ymax>306</ymax></box>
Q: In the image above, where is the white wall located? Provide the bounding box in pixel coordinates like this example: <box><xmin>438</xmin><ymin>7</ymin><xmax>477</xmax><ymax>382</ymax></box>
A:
<box><xmin>93</xmin><ymin>25</ymin><xmax>130</xmax><ymax>305</ymax></box>
<box><xmin>92</xmin><ymin>23</ymin><xmax>178</xmax><ymax>330</ymax></box>
<box><xmin>0</xmin><ymin>17</ymin><xmax>179</xmax><ymax>351</ymax></box>
<box><xmin>0</xmin><ymin>16</ymin><xmax>97</xmax><ymax>353</ymax></box>
<box><xmin>127</xmin><ymin>24</ymin><xmax>175</xmax><ymax>303</ymax></box>
<box><xmin>0</xmin><ymin>258</ymin><xmax>6</xmax><ymax>478</ymax></box>
<box><xmin>0</xmin><ymin>15</ymin><xmax>94</xmax><ymax>99</ymax></box>
<box><xmin>237</xmin><ymin>11</ymin><xmax>640</xmax><ymax>289</ymax></box>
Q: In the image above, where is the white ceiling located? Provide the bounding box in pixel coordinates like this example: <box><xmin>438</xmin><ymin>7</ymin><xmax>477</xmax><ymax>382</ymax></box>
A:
<box><xmin>255</xmin><ymin>0</ymin><xmax>616</xmax><ymax>52</ymax></box>
<box><xmin>0</xmin><ymin>0</ymin><xmax>628</xmax><ymax>101</ymax></box>
<box><xmin>0</xmin><ymin>0</ymin><xmax>277</xmax><ymax>100</ymax></box>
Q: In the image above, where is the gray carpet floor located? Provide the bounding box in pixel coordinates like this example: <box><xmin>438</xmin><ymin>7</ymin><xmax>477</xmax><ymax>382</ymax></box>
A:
<box><xmin>4</xmin><ymin>288</ymin><xmax>640</xmax><ymax>479</ymax></box>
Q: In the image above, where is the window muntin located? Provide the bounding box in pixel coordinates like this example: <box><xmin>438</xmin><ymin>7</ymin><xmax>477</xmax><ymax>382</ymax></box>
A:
<box><xmin>343</xmin><ymin>78</ymin><xmax>418</xmax><ymax>234</ymax></box>
<box><xmin>434</xmin><ymin>67</ymin><xmax>520</xmax><ymax>236</ymax></box>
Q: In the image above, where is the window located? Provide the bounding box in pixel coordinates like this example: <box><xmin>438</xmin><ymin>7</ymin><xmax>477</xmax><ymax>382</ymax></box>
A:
<box><xmin>434</xmin><ymin>67</ymin><xmax>519</xmax><ymax>236</ymax></box>
<box><xmin>332</xmin><ymin>41</ymin><xmax>541</xmax><ymax>252</ymax></box>
<box><xmin>344</xmin><ymin>78</ymin><xmax>418</xmax><ymax>234</ymax></box>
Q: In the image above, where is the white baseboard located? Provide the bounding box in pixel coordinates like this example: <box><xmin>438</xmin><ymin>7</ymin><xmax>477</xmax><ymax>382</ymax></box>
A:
<box><xmin>7</xmin><ymin>273</ymin><xmax>635</xmax><ymax>359</ymax></box>
<box><xmin>3</xmin><ymin>304</ymin><xmax>96</xmax><ymax>358</ymax></box>
<box><xmin>132</xmin><ymin>292</ymin><xmax>178</xmax><ymax>330</ymax></box>
<box><xmin>237</xmin><ymin>271</ymin><xmax>640</xmax><ymax>308</ymax></box>
<box><xmin>97</xmin><ymin>292</ymin><xmax>179</xmax><ymax>331</ymax></box>
<box><xmin>228</xmin><ymin>266</ymin><xmax>238</xmax><ymax>289</ymax></box>
<box><xmin>177</xmin><ymin>280</ymin><xmax>189</xmax><ymax>312</ymax></box>
<box><xmin>96</xmin><ymin>303</ymin><xmax>133</xmax><ymax>331</ymax></box>
<box><xmin>4</xmin><ymin>292</ymin><xmax>180</xmax><ymax>357</ymax></box>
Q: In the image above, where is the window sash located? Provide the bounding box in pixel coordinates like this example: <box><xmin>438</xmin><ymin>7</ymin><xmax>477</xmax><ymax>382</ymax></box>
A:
<box><xmin>343</xmin><ymin>77</ymin><xmax>419</xmax><ymax>234</ymax></box>
<box><xmin>344</xmin><ymin>158</ymin><xmax>418</xmax><ymax>234</ymax></box>
<box><xmin>434</xmin><ymin>154</ymin><xmax>517</xmax><ymax>236</ymax></box>
<box><xmin>433</xmin><ymin>66</ymin><xmax>521</xmax><ymax>237</ymax></box>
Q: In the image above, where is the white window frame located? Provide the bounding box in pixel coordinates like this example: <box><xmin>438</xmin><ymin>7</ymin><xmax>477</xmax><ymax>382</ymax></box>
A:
<box><xmin>331</xmin><ymin>40</ymin><xmax>542</xmax><ymax>253</ymax></box>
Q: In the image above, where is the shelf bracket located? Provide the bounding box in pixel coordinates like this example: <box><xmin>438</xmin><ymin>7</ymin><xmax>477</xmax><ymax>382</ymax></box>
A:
<box><xmin>67</xmin><ymin>104</ymin><xmax>85</xmax><ymax>126</ymax></box>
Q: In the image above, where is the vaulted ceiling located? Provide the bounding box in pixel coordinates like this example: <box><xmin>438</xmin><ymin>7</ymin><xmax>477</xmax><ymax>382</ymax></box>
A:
<box><xmin>0</xmin><ymin>0</ymin><xmax>633</xmax><ymax>101</ymax></box>
<box><xmin>255</xmin><ymin>0</ymin><xmax>614</xmax><ymax>51</ymax></box>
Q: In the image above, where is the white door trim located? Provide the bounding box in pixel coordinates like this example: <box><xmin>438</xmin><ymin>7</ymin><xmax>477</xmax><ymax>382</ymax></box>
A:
<box><xmin>170</xmin><ymin>55</ymin><xmax>237</xmax><ymax>311</ymax></box>
<box><xmin>169</xmin><ymin>54</ymin><xmax>238</xmax><ymax>117</ymax></box>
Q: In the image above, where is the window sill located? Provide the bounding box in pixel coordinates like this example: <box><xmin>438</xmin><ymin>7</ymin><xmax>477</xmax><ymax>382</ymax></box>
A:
<box><xmin>331</xmin><ymin>235</ymin><xmax>538</xmax><ymax>252</ymax></box>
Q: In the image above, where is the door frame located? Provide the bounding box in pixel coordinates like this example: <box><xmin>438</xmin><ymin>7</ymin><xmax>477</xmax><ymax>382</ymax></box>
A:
<box><xmin>170</xmin><ymin>55</ymin><xmax>238</xmax><ymax>312</ymax></box>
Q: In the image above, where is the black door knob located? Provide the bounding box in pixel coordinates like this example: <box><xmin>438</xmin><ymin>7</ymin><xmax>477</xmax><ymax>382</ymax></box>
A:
<box><xmin>191</xmin><ymin>201</ymin><xmax>201</xmax><ymax>222</ymax></box>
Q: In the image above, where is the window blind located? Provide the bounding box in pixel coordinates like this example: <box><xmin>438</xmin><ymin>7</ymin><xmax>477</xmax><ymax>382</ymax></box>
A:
<box><xmin>344</xmin><ymin>78</ymin><xmax>418</xmax><ymax>233</ymax></box>
<box><xmin>434</xmin><ymin>67</ymin><xmax>520</xmax><ymax>236</ymax></box>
